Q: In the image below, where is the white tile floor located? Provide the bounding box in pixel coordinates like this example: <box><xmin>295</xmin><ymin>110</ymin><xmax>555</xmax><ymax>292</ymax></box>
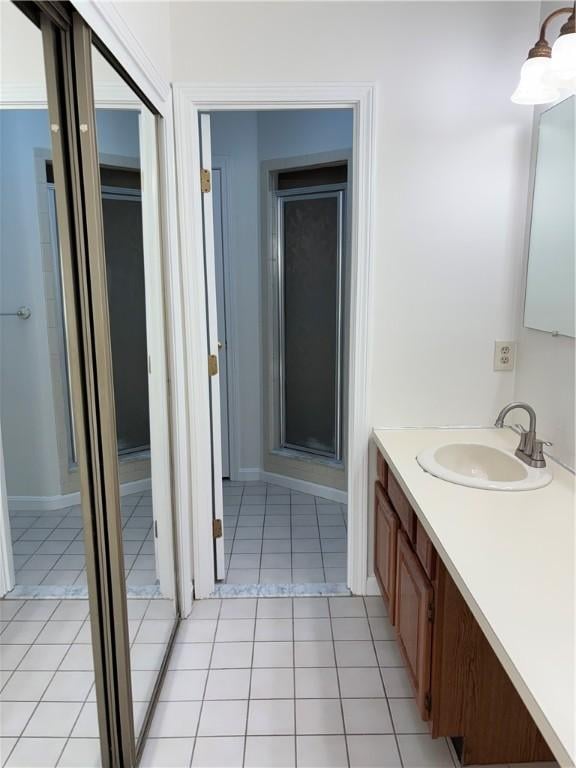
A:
<box><xmin>0</xmin><ymin>595</ymin><xmax>560</xmax><ymax>767</ymax></box>
<box><xmin>0</xmin><ymin>597</ymin><xmax>174</xmax><ymax>767</ymax></box>
<box><xmin>223</xmin><ymin>482</ymin><xmax>347</xmax><ymax>585</ymax></box>
<box><xmin>9</xmin><ymin>492</ymin><xmax>156</xmax><ymax>591</ymax></box>
<box><xmin>140</xmin><ymin>596</ymin><xmax>453</xmax><ymax>768</ymax></box>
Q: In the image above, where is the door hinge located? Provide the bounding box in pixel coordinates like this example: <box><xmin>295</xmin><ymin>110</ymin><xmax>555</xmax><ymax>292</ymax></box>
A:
<box><xmin>425</xmin><ymin>692</ymin><xmax>432</xmax><ymax>712</ymax></box>
<box><xmin>427</xmin><ymin>600</ymin><xmax>434</xmax><ymax>622</ymax></box>
<box><xmin>208</xmin><ymin>354</ymin><xmax>218</xmax><ymax>376</ymax></box>
<box><xmin>212</xmin><ymin>518</ymin><xmax>223</xmax><ymax>539</ymax></box>
<box><xmin>200</xmin><ymin>168</ymin><xmax>211</xmax><ymax>193</ymax></box>
<box><xmin>154</xmin><ymin>520</ymin><xmax>158</xmax><ymax>538</ymax></box>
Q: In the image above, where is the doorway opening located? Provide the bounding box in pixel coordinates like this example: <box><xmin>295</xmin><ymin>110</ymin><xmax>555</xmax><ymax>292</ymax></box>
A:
<box><xmin>203</xmin><ymin>109</ymin><xmax>353</xmax><ymax>590</ymax></box>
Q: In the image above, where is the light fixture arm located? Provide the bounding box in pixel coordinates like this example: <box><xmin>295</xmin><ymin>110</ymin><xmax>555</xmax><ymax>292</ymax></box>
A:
<box><xmin>529</xmin><ymin>5</ymin><xmax>575</xmax><ymax>58</ymax></box>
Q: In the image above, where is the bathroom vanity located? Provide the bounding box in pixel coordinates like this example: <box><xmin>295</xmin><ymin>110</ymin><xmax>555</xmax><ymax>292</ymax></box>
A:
<box><xmin>372</xmin><ymin>427</ymin><xmax>575</xmax><ymax>767</ymax></box>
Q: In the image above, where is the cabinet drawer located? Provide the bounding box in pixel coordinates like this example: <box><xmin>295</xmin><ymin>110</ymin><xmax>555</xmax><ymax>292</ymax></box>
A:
<box><xmin>415</xmin><ymin>517</ymin><xmax>436</xmax><ymax>580</ymax></box>
<box><xmin>388</xmin><ymin>472</ymin><xmax>415</xmax><ymax>542</ymax></box>
<box><xmin>395</xmin><ymin>530</ymin><xmax>433</xmax><ymax>720</ymax></box>
<box><xmin>376</xmin><ymin>451</ymin><xmax>388</xmax><ymax>488</ymax></box>
<box><xmin>374</xmin><ymin>482</ymin><xmax>399</xmax><ymax>623</ymax></box>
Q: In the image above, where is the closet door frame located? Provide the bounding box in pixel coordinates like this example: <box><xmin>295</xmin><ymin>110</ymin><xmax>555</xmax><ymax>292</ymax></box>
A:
<box><xmin>41</xmin><ymin>6</ymin><xmax>135</xmax><ymax>766</ymax></box>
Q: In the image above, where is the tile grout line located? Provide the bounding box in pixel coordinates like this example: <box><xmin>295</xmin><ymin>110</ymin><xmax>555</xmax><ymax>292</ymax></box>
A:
<box><xmin>291</xmin><ymin>596</ymin><xmax>297</xmax><ymax>768</ymax></box>
<box><xmin>327</xmin><ymin>596</ymin><xmax>352</xmax><ymax>768</ymax></box>
<box><xmin>365</xmin><ymin>595</ymin><xmax>406</xmax><ymax>768</ymax></box>
<box><xmin>188</xmin><ymin>597</ymin><xmax>223</xmax><ymax>768</ymax></box>
<box><xmin>257</xmin><ymin>486</ymin><xmax>267</xmax><ymax>583</ymax></box>
<box><xmin>315</xmin><ymin>497</ymin><xmax>328</xmax><ymax>584</ymax></box>
<box><xmin>241</xmin><ymin>598</ymin><xmax>257</xmax><ymax>767</ymax></box>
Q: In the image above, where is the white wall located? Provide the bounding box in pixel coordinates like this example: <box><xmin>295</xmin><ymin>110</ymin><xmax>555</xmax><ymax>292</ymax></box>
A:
<box><xmin>258</xmin><ymin>109</ymin><xmax>354</xmax><ymax>161</ymax></box>
<box><xmin>106</xmin><ymin>1</ymin><xmax>172</xmax><ymax>84</ymax></box>
<box><xmin>0</xmin><ymin>1</ymin><xmax>154</xmax><ymax>99</ymax></box>
<box><xmin>171</xmin><ymin>2</ymin><xmax>539</xmax><ymax>437</ymax></box>
<box><xmin>513</xmin><ymin>7</ymin><xmax>576</xmax><ymax>470</ymax></box>
<box><xmin>73</xmin><ymin>0</ymin><xmax>172</xmax><ymax>87</ymax></box>
<box><xmin>210</xmin><ymin>109</ymin><xmax>353</xmax><ymax>479</ymax></box>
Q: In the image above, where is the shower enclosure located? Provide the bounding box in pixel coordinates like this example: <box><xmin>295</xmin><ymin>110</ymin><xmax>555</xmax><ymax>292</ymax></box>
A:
<box><xmin>273</xmin><ymin>162</ymin><xmax>348</xmax><ymax>465</ymax></box>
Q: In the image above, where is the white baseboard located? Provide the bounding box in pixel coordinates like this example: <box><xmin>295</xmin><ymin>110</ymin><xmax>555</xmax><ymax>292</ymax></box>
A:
<box><xmin>259</xmin><ymin>471</ymin><xmax>347</xmax><ymax>504</ymax></box>
<box><xmin>234</xmin><ymin>468</ymin><xmax>261</xmax><ymax>482</ymax></box>
<box><xmin>8</xmin><ymin>477</ymin><xmax>152</xmax><ymax>512</ymax></box>
<box><xmin>119</xmin><ymin>478</ymin><xmax>152</xmax><ymax>496</ymax></box>
<box><xmin>365</xmin><ymin>574</ymin><xmax>380</xmax><ymax>595</ymax></box>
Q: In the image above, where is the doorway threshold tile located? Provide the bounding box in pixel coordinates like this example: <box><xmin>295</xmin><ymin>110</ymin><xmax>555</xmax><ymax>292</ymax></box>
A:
<box><xmin>212</xmin><ymin>583</ymin><xmax>350</xmax><ymax>598</ymax></box>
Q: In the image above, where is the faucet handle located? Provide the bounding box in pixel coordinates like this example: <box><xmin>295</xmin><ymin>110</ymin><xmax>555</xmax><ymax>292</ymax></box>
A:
<box><xmin>532</xmin><ymin>439</ymin><xmax>553</xmax><ymax>465</ymax></box>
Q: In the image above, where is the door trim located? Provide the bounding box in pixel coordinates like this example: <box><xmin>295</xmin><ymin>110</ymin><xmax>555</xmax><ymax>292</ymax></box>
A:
<box><xmin>211</xmin><ymin>158</ymin><xmax>237</xmax><ymax>480</ymax></box>
<box><xmin>173</xmin><ymin>82</ymin><xmax>377</xmax><ymax>598</ymax></box>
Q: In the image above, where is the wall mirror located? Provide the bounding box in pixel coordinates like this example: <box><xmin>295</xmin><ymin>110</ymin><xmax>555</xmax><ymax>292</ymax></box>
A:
<box><xmin>524</xmin><ymin>95</ymin><xmax>575</xmax><ymax>338</ymax></box>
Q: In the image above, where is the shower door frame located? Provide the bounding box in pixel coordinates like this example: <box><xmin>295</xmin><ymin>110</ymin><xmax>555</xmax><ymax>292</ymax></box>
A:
<box><xmin>275</xmin><ymin>184</ymin><xmax>346</xmax><ymax>462</ymax></box>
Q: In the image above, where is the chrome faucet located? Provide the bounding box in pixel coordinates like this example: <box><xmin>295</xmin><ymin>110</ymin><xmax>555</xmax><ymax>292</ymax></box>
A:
<box><xmin>494</xmin><ymin>402</ymin><xmax>551</xmax><ymax>468</ymax></box>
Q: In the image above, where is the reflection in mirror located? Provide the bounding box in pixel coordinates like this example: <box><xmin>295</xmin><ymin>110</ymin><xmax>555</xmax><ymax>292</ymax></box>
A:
<box><xmin>90</xmin><ymin>48</ymin><xmax>178</xmax><ymax>741</ymax></box>
<box><xmin>524</xmin><ymin>96</ymin><xmax>575</xmax><ymax>338</ymax></box>
<box><xmin>0</xmin><ymin>4</ymin><xmax>102</xmax><ymax>765</ymax></box>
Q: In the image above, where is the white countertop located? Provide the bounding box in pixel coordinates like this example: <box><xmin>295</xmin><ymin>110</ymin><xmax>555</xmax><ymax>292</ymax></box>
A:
<box><xmin>372</xmin><ymin>427</ymin><xmax>575</xmax><ymax>767</ymax></box>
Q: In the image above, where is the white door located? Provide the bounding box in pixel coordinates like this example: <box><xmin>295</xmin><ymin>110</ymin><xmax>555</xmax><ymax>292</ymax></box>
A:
<box><xmin>212</xmin><ymin>167</ymin><xmax>231</xmax><ymax>478</ymax></box>
<box><xmin>200</xmin><ymin>114</ymin><xmax>226</xmax><ymax>580</ymax></box>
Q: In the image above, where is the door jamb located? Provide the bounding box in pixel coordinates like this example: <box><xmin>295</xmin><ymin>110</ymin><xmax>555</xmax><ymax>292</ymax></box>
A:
<box><xmin>211</xmin><ymin>157</ymin><xmax>238</xmax><ymax>482</ymax></box>
<box><xmin>173</xmin><ymin>83</ymin><xmax>377</xmax><ymax>599</ymax></box>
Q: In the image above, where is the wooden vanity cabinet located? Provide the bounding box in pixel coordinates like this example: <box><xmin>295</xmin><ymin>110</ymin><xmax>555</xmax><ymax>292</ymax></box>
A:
<box><xmin>387</xmin><ymin>472</ymin><xmax>415</xmax><ymax>542</ymax></box>
<box><xmin>395</xmin><ymin>531</ymin><xmax>433</xmax><ymax>720</ymax></box>
<box><xmin>430</xmin><ymin>561</ymin><xmax>553</xmax><ymax>765</ymax></box>
<box><xmin>373</xmin><ymin>448</ymin><xmax>555</xmax><ymax>766</ymax></box>
<box><xmin>374</xmin><ymin>481</ymin><xmax>399</xmax><ymax>622</ymax></box>
<box><xmin>376</xmin><ymin>451</ymin><xmax>388</xmax><ymax>488</ymax></box>
<box><xmin>415</xmin><ymin>517</ymin><xmax>436</xmax><ymax>580</ymax></box>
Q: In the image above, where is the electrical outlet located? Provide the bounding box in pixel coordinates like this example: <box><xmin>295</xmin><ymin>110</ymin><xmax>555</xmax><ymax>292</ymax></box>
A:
<box><xmin>494</xmin><ymin>340</ymin><xmax>516</xmax><ymax>371</ymax></box>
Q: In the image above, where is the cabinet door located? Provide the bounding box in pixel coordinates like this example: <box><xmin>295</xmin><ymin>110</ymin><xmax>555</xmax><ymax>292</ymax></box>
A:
<box><xmin>374</xmin><ymin>482</ymin><xmax>399</xmax><ymax>622</ymax></box>
<box><xmin>388</xmin><ymin>473</ymin><xmax>415</xmax><ymax>542</ymax></box>
<box><xmin>395</xmin><ymin>531</ymin><xmax>433</xmax><ymax>720</ymax></box>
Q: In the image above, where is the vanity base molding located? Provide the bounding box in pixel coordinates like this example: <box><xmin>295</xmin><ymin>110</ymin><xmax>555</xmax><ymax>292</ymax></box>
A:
<box><xmin>374</xmin><ymin>450</ymin><xmax>554</xmax><ymax>766</ymax></box>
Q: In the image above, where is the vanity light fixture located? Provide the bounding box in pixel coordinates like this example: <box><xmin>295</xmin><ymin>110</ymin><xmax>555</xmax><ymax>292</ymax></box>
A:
<box><xmin>512</xmin><ymin>3</ymin><xmax>576</xmax><ymax>105</ymax></box>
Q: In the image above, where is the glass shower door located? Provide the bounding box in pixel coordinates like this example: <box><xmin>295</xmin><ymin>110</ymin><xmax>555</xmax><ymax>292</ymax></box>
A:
<box><xmin>277</xmin><ymin>187</ymin><xmax>346</xmax><ymax>460</ymax></box>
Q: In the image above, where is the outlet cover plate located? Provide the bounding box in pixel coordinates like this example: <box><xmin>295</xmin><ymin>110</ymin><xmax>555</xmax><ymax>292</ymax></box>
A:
<box><xmin>494</xmin><ymin>340</ymin><xmax>516</xmax><ymax>371</ymax></box>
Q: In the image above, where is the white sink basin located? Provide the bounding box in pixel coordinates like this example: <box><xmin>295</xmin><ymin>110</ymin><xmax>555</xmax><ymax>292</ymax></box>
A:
<box><xmin>416</xmin><ymin>443</ymin><xmax>553</xmax><ymax>491</ymax></box>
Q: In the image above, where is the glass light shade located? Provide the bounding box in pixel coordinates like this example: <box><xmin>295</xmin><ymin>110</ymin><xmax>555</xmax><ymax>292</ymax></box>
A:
<box><xmin>549</xmin><ymin>33</ymin><xmax>576</xmax><ymax>86</ymax></box>
<box><xmin>511</xmin><ymin>56</ymin><xmax>561</xmax><ymax>104</ymax></box>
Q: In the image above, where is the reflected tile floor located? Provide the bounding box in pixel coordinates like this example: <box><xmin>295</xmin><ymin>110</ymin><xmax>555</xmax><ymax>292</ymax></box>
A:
<box><xmin>8</xmin><ymin>491</ymin><xmax>156</xmax><ymax>593</ymax></box>
<box><xmin>0</xmin><ymin>597</ymin><xmax>174</xmax><ymax>767</ymax></box>
<box><xmin>223</xmin><ymin>482</ymin><xmax>347</xmax><ymax>586</ymax></box>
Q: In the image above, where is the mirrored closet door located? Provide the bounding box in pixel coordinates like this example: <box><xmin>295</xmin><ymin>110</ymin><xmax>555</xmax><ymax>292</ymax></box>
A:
<box><xmin>0</xmin><ymin>4</ymin><xmax>178</xmax><ymax>766</ymax></box>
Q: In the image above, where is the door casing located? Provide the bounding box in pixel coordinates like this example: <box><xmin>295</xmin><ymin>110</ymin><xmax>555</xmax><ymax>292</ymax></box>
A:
<box><xmin>173</xmin><ymin>83</ymin><xmax>377</xmax><ymax>599</ymax></box>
